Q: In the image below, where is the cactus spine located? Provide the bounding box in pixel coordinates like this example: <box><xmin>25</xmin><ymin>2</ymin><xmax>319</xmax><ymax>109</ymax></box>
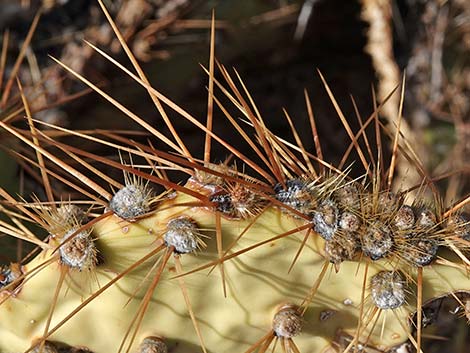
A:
<box><xmin>0</xmin><ymin>2</ymin><xmax>469</xmax><ymax>353</ymax></box>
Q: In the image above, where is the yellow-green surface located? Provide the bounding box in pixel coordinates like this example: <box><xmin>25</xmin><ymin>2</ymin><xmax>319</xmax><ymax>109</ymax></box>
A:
<box><xmin>0</xmin><ymin>189</ymin><xmax>469</xmax><ymax>353</ymax></box>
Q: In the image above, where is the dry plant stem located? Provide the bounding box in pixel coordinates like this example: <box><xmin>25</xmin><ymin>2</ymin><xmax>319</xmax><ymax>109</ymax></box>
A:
<box><xmin>360</xmin><ymin>0</ymin><xmax>423</xmax><ymax>193</ymax></box>
<box><xmin>0</xmin><ymin>4</ymin><xmax>469</xmax><ymax>353</ymax></box>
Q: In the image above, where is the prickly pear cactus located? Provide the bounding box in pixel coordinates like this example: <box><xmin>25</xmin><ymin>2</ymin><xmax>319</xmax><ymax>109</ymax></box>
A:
<box><xmin>0</xmin><ymin>2</ymin><xmax>469</xmax><ymax>353</ymax></box>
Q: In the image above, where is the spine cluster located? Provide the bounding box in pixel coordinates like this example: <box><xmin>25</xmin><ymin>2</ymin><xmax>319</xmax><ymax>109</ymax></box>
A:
<box><xmin>0</xmin><ymin>2</ymin><xmax>468</xmax><ymax>352</ymax></box>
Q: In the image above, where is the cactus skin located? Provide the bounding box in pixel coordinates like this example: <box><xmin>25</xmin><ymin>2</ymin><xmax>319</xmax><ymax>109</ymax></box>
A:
<box><xmin>0</xmin><ymin>3</ymin><xmax>469</xmax><ymax>353</ymax></box>
<box><xmin>0</xmin><ymin>182</ymin><xmax>469</xmax><ymax>353</ymax></box>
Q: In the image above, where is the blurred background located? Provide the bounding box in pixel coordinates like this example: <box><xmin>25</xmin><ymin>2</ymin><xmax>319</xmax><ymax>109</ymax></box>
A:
<box><xmin>1</xmin><ymin>0</ymin><xmax>468</xmax><ymax>191</ymax></box>
<box><xmin>0</xmin><ymin>1</ymin><xmax>469</xmax><ymax>352</ymax></box>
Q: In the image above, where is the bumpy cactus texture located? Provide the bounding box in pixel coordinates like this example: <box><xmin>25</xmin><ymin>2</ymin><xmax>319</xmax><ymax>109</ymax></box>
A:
<box><xmin>0</xmin><ymin>2</ymin><xmax>469</xmax><ymax>353</ymax></box>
